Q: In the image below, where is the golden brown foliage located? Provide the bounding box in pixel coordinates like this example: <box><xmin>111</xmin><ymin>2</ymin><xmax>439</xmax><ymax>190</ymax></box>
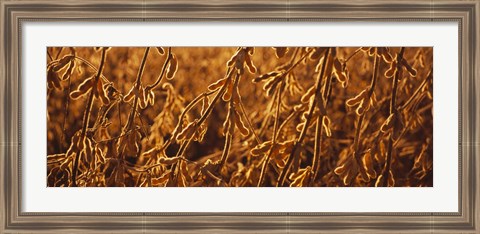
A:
<box><xmin>47</xmin><ymin>47</ymin><xmax>433</xmax><ymax>187</ymax></box>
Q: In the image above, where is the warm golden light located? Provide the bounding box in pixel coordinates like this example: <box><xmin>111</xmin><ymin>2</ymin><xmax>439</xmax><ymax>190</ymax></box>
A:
<box><xmin>47</xmin><ymin>47</ymin><xmax>433</xmax><ymax>187</ymax></box>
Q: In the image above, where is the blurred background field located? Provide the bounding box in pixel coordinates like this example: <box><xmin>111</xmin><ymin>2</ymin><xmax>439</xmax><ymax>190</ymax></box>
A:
<box><xmin>47</xmin><ymin>47</ymin><xmax>433</xmax><ymax>187</ymax></box>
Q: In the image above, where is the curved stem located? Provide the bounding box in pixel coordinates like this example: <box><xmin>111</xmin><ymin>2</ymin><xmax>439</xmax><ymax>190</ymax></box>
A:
<box><xmin>257</xmin><ymin>81</ymin><xmax>285</xmax><ymax>187</ymax></box>
<box><xmin>49</xmin><ymin>55</ymin><xmax>111</xmax><ymax>84</ymax></box>
<box><xmin>169</xmin><ymin>68</ymin><xmax>236</xmax><ymax>182</ymax></box>
<box><xmin>72</xmin><ymin>48</ymin><xmax>107</xmax><ymax>187</ymax></box>
<box><xmin>237</xmin><ymin>96</ymin><xmax>261</xmax><ymax>145</ymax></box>
<box><xmin>398</xmin><ymin>68</ymin><xmax>432</xmax><ymax>111</ymax></box>
<box><xmin>47</xmin><ymin>50</ymin><xmax>53</xmax><ymax>61</ymax></box>
<box><xmin>61</xmin><ymin>49</ymin><xmax>75</xmax><ymax>151</ymax></box>
<box><xmin>381</xmin><ymin>47</ymin><xmax>405</xmax><ymax>187</ymax></box>
<box><xmin>198</xmin><ymin>69</ymin><xmax>235</xmax><ymax>125</ymax></box>
<box><xmin>147</xmin><ymin>47</ymin><xmax>172</xmax><ymax>90</ymax></box>
<box><xmin>277</xmin><ymin>109</ymin><xmax>298</xmax><ymax>134</ymax></box>
<box><xmin>344</xmin><ymin>47</ymin><xmax>362</xmax><ymax>63</ymax></box>
<box><xmin>257</xmin><ymin>49</ymin><xmax>312</xmax><ymax>137</ymax></box>
<box><xmin>219</xmin><ymin>124</ymin><xmax>233</xmax><ymax>170</ymax></box>
<box><xmin>277</xmin><ymin>48</ymin><xmax>331</xmax><ymax>187</ymax></box>
<box><xmin>123</xmin><ymin>47</ymin><xmax>150</xmax><ymax>132</ymax></box>
<box><xmin>351</xmin><ymin>49</ymin><xmax>381</xmax><ymax>180</ymax></box>
<box><xmin>160</xmin><ymin>90</ymin><xmax>217</xmax><ymax>151</ymax></box>
<box><xmin>55</xmin><ymin>47</ymin><xmax>64</xmax><ymax>60</ymax></box>
<box><xmin>217</xmin><ymin>71</ymin><xmax>242</xmax><ymax>172</ymax></box>
<box><xmin>311</xmin><ymin>115</ymin><xmax>324</xmax><ymax>184</ymax></box>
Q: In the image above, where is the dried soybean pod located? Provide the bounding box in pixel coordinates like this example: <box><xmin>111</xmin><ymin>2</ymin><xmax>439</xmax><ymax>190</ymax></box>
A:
<box><xmin>235</xmin><ymin>49</ymin><xmax>246</xmax><ymax>70</ymax></box>
<box><xmin>245</xmin><ymin>55</ymin><xmax>257</xmax><ymax>74</ymax></box>
<box><xmin>380</xmin><ymin>114</ymin><xmax>395</xmax><ymax>133</ymax></box>
<box><xmin>70</xmin><ymin>76</ymin><xmax>94</xmax><ymax>99</ymax></box>
<box><xmin>274</xmin><ymin>47</ymin><xmax>288</xmax><ymax>58</ymax></box>
<box><xmin>47</xmin><ymin>68</ymin><xmax>62</xmax><ymax>90</ymax></box>
<box><xmin>84</xmin><ymin>138</ymin><xmax>95</xmax><ymax>168</ymax></box>
<box><xmin>95</xmin><ymin>146</ymin><xmax>106</xmax><ymax>164</ymax></box>
<box><xmin>323</xmin><ymin>49</ymin><xmax>335</xmax><ymax>80</ymax></box>
<box><xmin>147</xmin><ymin>90</ymin><xmax>155</xmax><ymax>106</ymax></box>
<box><xmin>226</xmin><ymin>55</ymin><xmax>236</xmax><ymax>67</ymax></box>
<box><xmin>97</xmin><ymin>80</ymin><xmax>110</xmax><ymax>105</ymax></box>
<box><xmin>401</xmin><ymin>59</ymin><xmax>417</xmax><ymax>77</ymax></box>
<box><xmin>378</xmin><ymin>47</ymin><xmax>393</xmax><ymax>63</ymax></box>
<box><xmin>300</xmin><ymin>86</ymin><xmax>316</xmax><ymax>103</ymax></box>
<box><xmin>362</xmin><ymin>151</ymin><xmax>377</xmax><ymax>179</ymax></box>
<box><xmin>250</xmin><ymin>142</ymin><xmax>271</xmax><ymax>156</ymax></box>
<box><xmin>62</xmin><ymin>60</ymin><xmax>75</xmax><ymax>81</ymax></box>
<box><xmin>153</xmin><ymin>170</ymin><xmax>170</xmax><ymax>186</ymax></box>
<box><xmin>158</xmin><ymin>156</ymin><xmax>180</xmax><ymax>165</ymax></box>
<box><xmin>234</xmin><ymin>109</ymin><xmax>249</xmax><ymax>136</ymax></box>
<box><xmin>180</xmin><ymin>160</ymin><xmax>193</xmax><ymax>182</ymax></box>
<box><xmin>322</xmin><ymin>116</ymin><xmax>332</xmax><ymax>137</ymax></box>
<box><xmin>335</xmin><ymin>70</ymin><xmax>347</xmax><ymax>84</ymax></box>
<box><xmin>222</xmin><ymin>79</ymin><xmax>234</xmax><ymax>101</ymax></box>
<box><xmin>345</xmin><ymin>89</ymin><xmax>368</xmax><ymax>107</ymax></box>
<box><xmin>208</xmin><ymin>78</ymin><xmax>227</xmax><ymax>91</ymax></box>
<box><xmin>123</xmin><ymin>86</ymin><xmax>135</xmax><ymax>102</ymax></box>
<box><xmin>53</xmin><ymin>55</ymin><xmax>73</xmax><ymax>72</ymax></box>
<box><xmin>200</xmin><ymin>96</ymin><xmax>209</xmax><ymax>115</ymax></box>
<box><xmin>309</xmin><ymin>47</ymin><xmax>327</xmax><ymax>61</ymax></box>
<box><xmin>384</xmin><ymin>60</ymin><xmax>398</xmax><ymax>78</ymax></box>
<box><xmin>156</xmin><ymin>47</ymin><xmax>165</xmax><ymax>55</ymax></box>
<box><xmin>334</xmin><ymin>164</ymin><xmax>347</xmax><ymax>175</ymax></box>
<box><xmin>253</xmin><ymin>71</ymin><xmax>279</xmax><ymax>83</ymax></box>
<box><xmin>355</xmin><ymin>100</ymin><xmax>367</xmax><ymax>116</ymax></box>
<box><xmin>176</xmin><ymin>121</ymin><xmax>196</xmax><ymax>141</ymax></box>
<box><xmin>333</xmin><ymin>58</ymin><xmax>343</xmax><ymax>72</ymax></box>
<box><xmin>222</xmin><ymin>106</ymin><xmax>233</xmax><ymax>136</ymax></box>
<box><xmin>166</xmin><ymin>54</ymin><xmax>178</xmax><ymax>80</ymax></box>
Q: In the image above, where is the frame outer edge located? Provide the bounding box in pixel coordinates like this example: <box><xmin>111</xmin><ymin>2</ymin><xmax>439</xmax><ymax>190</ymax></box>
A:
<box><xmin>474</xmin><ymin>1</ymin><xmax>480</xmax><ymax>232</ymax></box>
<box><xmin>1</xmin><ymin>0</ymin><xmax>479</xmax><ymax>233</ymax></box>
<box><xmin>0</xmin><ymin>0</ymin><xmax>5</xmax><ymax>231</ymax></box>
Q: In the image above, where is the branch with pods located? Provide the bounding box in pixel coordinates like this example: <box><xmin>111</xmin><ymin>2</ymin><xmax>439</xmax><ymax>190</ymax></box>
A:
<box><xmin>46</xmin><ymin>46</ymin><xmax>433</xmax><ymax>187</ymax></box>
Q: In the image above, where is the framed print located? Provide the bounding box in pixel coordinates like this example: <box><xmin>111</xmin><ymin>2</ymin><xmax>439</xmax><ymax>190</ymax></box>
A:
<box><xmin>1</xmin><ymin>0</ymin><xmax>479</xmax><ymax>233</ymax></box>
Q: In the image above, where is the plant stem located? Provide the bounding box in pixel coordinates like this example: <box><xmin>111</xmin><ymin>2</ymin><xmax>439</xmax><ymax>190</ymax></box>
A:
<box><xmin>257</xmin><ymin>49</ymin><xmax>311</xmax><ymax>137</ymax></box>
<box><xmin>351</xmin><ymin>49</ymin><xmax>380</xmax><ymax>180</ymax></box>
<box><xmin>258</xmin><ymin>89</ymin><xmax>277</xmax><ymax>137</ymax></box>
<box><xmin>311</xmin><ymin>115</ymin><xmax>324</xmax><ymax>184</ymax></box>
<box><xmin>147</xmin><ymin>47</ymin><xmax>172</xmax><ymax>90</ymax></box>
<box><xmin>47</xmin><ymin>50</ymin><xmax>53</xmax><ymax>61</ymax></box>
<box><xmin>344</xmin><ymin>47</ymin><xmax>362</xmax><ymax>63</ymax></box>
<box><xmin>398</xmin><ymin>68</ymin><xmax>432</xmax><ymax>111</ymax></box>
<box><xmin>219</xmin><ymin>106</ymin><xmax>234</xmax><ymax>170</ymax></box>
<box><xmin>123</xmin><ymin>47</ymin><xmax>150</xmax><ymax>132</ymax></box>
<box><xmin>277</xmin><ymin>109</ymin><xmax>297</xmax><ymax>134</ymax></box>
<box><xmin>61</xmin><ymin>50</ymin><xmax>75</xmax><ymax>151</ymax></box>
<box><xmin>381</xmin><ymin>47</ymin><xmax>405</xmax><ymax>187</ymax></box>
<box><xmin>217</xmin><ymin>71</ymin><xmax>242</xmax><ymax>172</ymax></box>
<box><xmin>55</xmin><ymin>47</ymin><xmax>64</xmax><ymax>60</ymax></box>
<box><xmin>237</xmin><ymin>96</ymin><xmax>261</xmax><ymax>144</ymax></box>
<box><xmin>199</xmin><ymin>70</ymin><xmax>235</xmax><ymax>125</ymax></box>
<box><xmin>310</xmin><ymin>49</ymin><xmax>339</xmax><ymax>184</ymax></box>
<box><xmin>160</xmin><ymin>90</ymin><xmax>217</xmax><ymax>151</ymax></box>
<box><xmin>169</xmin><ymin>69</ymin><xmax>236</xmax><ymax>183</ymax></box>
<box><xmin>72</xmin><ymin>48</ymin><xmax>107</xmax><ymax>187</ymax></box>
<box><xmin>257</xmin><ymin>81</ymin><xmax>285</xmax><ymax>186</ymax></box>
<box><xmin>277</xmin><ymin>48</ymin><xmax>331</xmax><ymax>187</ymax></box>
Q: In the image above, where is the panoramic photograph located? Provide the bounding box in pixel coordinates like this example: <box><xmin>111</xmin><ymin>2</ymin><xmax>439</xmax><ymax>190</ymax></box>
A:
<box><xmin>46</xmin><ymin>47</ymin><xmax>433</xmax><ymax>187</ymax></box>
